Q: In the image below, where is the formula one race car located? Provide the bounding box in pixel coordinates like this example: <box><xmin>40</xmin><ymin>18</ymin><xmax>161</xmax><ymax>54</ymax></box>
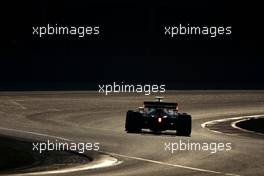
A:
<box><xmin>125</xmin><ymin>97</ymin><xmax>192</xmax><ymax>136</ymax></box>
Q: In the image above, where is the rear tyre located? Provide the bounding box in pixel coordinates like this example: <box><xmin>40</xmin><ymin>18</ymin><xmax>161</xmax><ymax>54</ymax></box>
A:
<box><xmin>125</xmin><ymin>110</ymin><xmax>142</xmax><ymax>132</ymax></box>
<box><xmin>176</xmin><ymin>114</ymin><xmax>192</xmax><ymax>136</ymax></box>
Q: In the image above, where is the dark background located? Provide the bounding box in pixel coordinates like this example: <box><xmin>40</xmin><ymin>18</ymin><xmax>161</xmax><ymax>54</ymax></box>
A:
<box><xmin>1</xmin><ymin>1</ymin><xmax>263</xmax><ymax>90</ymax></box>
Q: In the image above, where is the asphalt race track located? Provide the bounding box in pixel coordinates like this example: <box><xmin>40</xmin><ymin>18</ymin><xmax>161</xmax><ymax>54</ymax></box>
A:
<box><xmin>0</xmin><ymin>91</ymin><xmax>263</xmax><ymax>176</ymax></box>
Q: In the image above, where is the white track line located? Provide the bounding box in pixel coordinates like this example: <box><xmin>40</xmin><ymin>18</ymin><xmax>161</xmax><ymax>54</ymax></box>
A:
<box><xmin>8</xmin><ymin>156</ymin><xmax>120</xmax><ymax>176</ymax></box>
<box><xmin>231</xmin><ymin>118</ymin><xmax>264</xmax><ymax>136</ymax></box>
<box><xmin>104</xmin><ymin>152</ymin><xmax>240</xmax><ymax>176</ymax></box>
<box><xmin>0</xmin><ymin>127</ymin><xmax>120</xmax><ymax>175</ymax></box>
<box><xmin>201</xmin><ymin>114</ymin><xmax>264</xmax><ymax>136</ymax></box>
<box><xmin>0</xmin><ymin>127</ymin><xmax>70</xmax><ymax>141</ymax></box>
<box><xmin>0</xmin><ymin>127</ymin><xmax>240</xmax><ymax>176</ymax></box>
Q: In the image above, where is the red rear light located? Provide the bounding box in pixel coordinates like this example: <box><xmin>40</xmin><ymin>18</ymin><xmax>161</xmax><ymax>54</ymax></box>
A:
<box><xmin>158</xmin><ymin>117</ymin><xmax>162</xmax><ymax>123</ymax></box>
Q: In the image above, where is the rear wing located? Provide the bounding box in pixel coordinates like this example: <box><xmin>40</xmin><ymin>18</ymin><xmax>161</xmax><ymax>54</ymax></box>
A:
<box><xmin>144</xmin><ymin>101</ymin><xmax>178</xmax><ymax>110</ymax></box>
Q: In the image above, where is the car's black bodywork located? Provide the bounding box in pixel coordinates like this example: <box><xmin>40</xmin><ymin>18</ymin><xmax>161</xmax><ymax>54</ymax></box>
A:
<box><xmin>125</xmin><ymin>98</ymin><xmax>192</xmax><ymax>136</ymax></box>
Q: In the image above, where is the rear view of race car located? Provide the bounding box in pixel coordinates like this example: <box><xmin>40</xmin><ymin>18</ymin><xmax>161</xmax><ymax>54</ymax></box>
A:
<box><xmin>125</xmin><ymin>97</ymin><xmax>192</xmax><ymax>136</ymax></box>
